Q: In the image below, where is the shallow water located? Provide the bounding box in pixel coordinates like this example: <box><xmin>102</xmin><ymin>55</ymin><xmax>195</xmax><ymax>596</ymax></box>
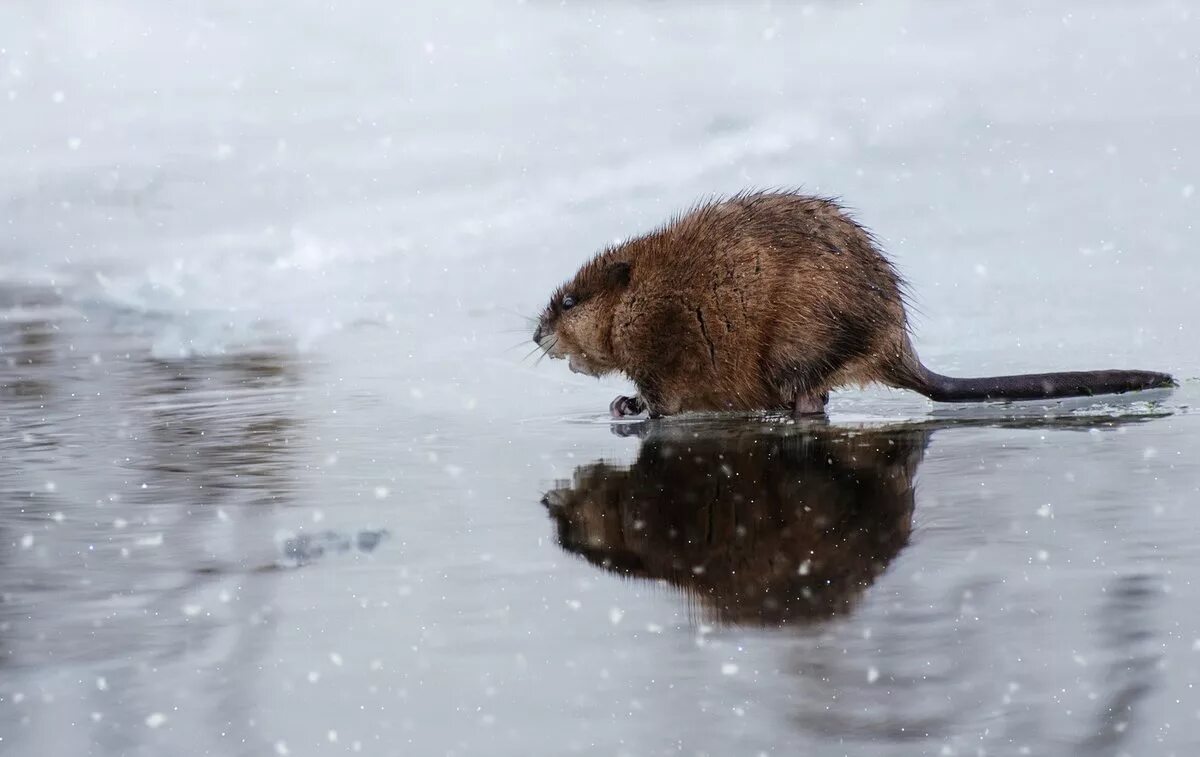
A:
<box><xmin>3</xmin><ymin>1</ymin><xmax>1200</xmax><ymax>755</ymax></box>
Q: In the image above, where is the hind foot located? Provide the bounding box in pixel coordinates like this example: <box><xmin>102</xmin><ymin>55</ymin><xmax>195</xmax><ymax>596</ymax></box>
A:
<box><xmin>609</xmin><ymin>395</ymin><xmax>647</xmax><ymax>419</ymax></box>
<box><xmin>793</xmin><ymin>392</ymin><xmax>829</xmax><ymax>418</ymax></box>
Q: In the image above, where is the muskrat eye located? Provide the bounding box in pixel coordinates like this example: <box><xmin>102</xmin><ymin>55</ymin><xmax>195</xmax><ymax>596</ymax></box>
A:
<box><xmin>561</xmin><ymin>295</ymin><xmax>577</xmax><ymax>311</ymax></box>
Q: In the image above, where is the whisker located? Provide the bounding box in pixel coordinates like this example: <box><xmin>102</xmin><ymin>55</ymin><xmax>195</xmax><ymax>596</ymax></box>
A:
<box><xmin>522</xmin><ymin>344</ymin><xmax>544</xmax><ymax>363</ymax></box>
<box><xmin>503</xmin><ymin>339</ymin><xmax>537</xmax><ymax>354</ymax></box>
<box><xmin>533</xmin><ymin>336</ymin><xmax>559</xmax><ymax>367</ymax></box>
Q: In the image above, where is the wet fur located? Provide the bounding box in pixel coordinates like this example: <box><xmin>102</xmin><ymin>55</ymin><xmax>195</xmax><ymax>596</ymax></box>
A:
<box><xmin>534</xmin><ymin>191</ymin><xmax>1174</xmax><ymax>417</ymax></box>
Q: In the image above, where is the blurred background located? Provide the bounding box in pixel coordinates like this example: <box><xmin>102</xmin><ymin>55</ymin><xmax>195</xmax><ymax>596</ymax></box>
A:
<box><xmin>2</xmin><ymin>0</ymin><xmax>1195</xmax><ymax>386</ymax></box>
<box><xmin>1</xmin><ymin>2</ymin><xmax>1198</xmax><ymax>755</ymax></box>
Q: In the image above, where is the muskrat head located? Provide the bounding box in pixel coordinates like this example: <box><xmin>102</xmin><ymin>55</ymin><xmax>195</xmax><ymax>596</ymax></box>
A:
<box><xmin>533</xmin><ymin>258</ymin><xmax>631</xmax><ymax>377</ymax></box>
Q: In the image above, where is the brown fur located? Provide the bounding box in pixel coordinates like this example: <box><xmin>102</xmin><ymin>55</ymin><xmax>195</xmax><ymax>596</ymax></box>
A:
<box><xmin>541</xmin><ymin>424</ymin><xmax>924</xmax><ymax>625</ymax></box>
<box><xmin>533</xmin><ymin>191</ymin><xmax>1173</xmax><ymax>416</ymax></box>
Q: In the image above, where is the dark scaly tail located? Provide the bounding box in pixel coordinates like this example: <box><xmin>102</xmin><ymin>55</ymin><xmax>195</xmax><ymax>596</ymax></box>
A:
<box><xmin>905</xmin><ymin>364</ymin><xmax>1176</xmax><ymax>402</ymax></box>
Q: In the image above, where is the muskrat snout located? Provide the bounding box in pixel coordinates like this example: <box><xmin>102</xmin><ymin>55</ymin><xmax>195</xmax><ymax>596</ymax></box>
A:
<box><xmin>533</xmin><ymin>321</ymin><xmax>564</xmax><ymax>360</ymax></box>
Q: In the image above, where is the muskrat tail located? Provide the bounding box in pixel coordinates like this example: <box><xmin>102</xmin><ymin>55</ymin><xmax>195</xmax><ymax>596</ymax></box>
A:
<box><xmin>895</xmin><ymin>363</ymin><xmax>1176</xmax><ymax>402</ymax></box>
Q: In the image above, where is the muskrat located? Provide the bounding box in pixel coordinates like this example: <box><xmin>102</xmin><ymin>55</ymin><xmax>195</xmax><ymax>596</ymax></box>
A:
<box><xmin>532</xmin><ymin>191</ymin><xmax>1175</xmax><ymax>418</ymax></box>
<box><xmin>542</xmin><ymin>423</ymin><xmax>922</xmax><ymax>624</ymax></box>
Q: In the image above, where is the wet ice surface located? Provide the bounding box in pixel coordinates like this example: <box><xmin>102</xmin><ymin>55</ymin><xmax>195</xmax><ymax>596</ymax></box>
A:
<box><xmin>4</xmin><ymin>306</ymin><xmax>1198</xmax><ymax>757</ymax></box>
<box><xmin>3</xmin><ymin>0</ymin><xmax>1200</xmax><ymax>755</ymax></box>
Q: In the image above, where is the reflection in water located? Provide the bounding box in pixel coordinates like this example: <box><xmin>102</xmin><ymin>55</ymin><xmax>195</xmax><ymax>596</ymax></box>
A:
<box><xmin>1078</xmin><ymin>572</ymin><xmax>1163</xmax><ymax>757</ymax></box>
<box><xmin>0</xmin><ymin>286</ymin><xmax>307</xmax><ymax>756</ymax></box>
<box><xmin>543</xmin><ymin>412</ymin><xmax>1179</xmax><ymax>751</ymax></box>
<box><xmin>0</xmin><ymin>286</ymin><xmax>60</xmax><ymax>422</ymax></box>
<box><xmin>279</xmin><ymin>528</ymin><xmax>390</xmax><ymax>567</ymax></box>
<box><xmin>543</xmin><ymin>422</ymin><xmax>928</xmax><ymax>625</ymax></box>
<box><xmin>136</xmin><ymin>352</ymin><xmax>304</xmax><ymax>512</ymax></box>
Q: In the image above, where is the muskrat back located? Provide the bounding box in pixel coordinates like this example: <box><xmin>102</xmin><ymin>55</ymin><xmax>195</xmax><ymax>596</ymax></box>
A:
<box><xmin>532</xmin><ymin>191</ymin><xmax>1174</xmax><ymax>418</ymax></box>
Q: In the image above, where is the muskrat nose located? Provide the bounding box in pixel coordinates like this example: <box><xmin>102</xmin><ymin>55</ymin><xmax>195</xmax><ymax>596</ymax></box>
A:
<box><xmin>532</xmin><ymin>325</ymin><xmax>544</xmax><ymax>344</ymax></box>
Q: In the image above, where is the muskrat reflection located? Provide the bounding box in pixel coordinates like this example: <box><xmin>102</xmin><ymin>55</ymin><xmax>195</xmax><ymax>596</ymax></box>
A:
<box><xmin>542</xmin><ymin>424</ymin><xmax>928</xmax><ymax>626</ymax></box>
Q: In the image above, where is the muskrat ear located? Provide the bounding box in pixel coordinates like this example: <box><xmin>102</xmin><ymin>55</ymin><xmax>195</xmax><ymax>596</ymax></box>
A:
<box><xmin>605</xmin><ymin>261</ymin><xmax>631</xmax><ymax>289</ymax></box>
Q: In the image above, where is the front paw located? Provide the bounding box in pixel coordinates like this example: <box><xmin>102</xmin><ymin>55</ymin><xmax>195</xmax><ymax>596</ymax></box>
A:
<box><xmin>609</xmin><ymin>395</ymin><xmax>646</xmax><ymax>418</ymax></box>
